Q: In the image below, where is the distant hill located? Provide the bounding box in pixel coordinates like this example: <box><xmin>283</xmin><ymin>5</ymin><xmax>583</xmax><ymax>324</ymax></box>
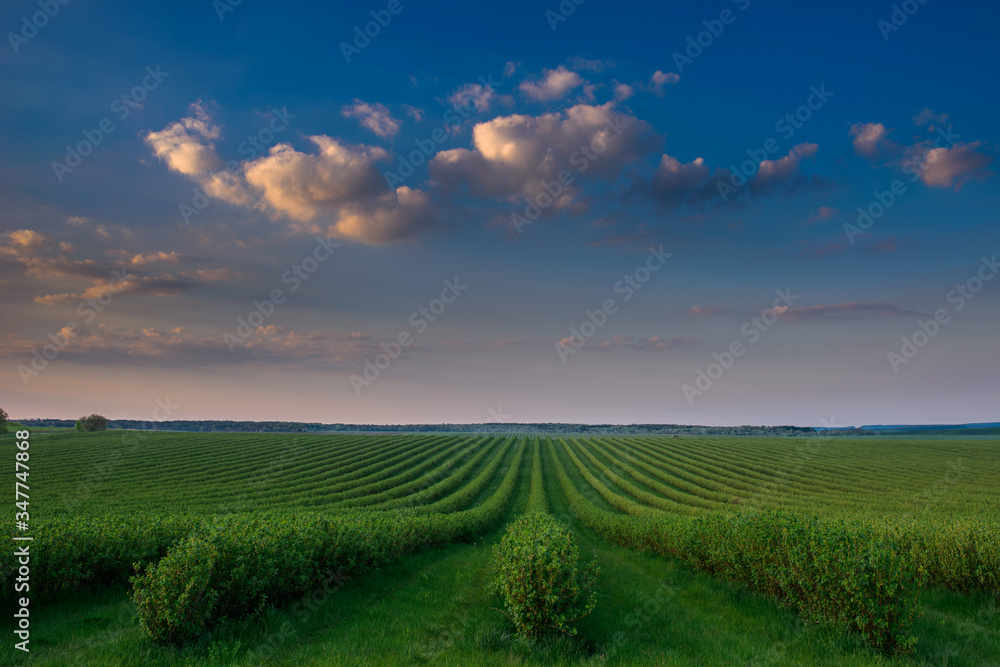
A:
<box><xmin>14</xmin><ymin>419</ymin><xmax>862</xmax><ymax>437</ymax></box>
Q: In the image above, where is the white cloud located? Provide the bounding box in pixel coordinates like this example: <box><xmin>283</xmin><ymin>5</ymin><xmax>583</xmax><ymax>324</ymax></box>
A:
<box><xmin>431</xmin><ymin>103</ymin><xmax>654</xmax><ymax>213</ymax></box>
<box><xmin>242</xmin><ymin>136</ymin><xmax>431</xmax><ymax>243</ymax></box>
<box><xmin>144</xmin><ymin>101</ymin><xmax>222</xmax><ymax>176</ymax></box>
<box><xmin>200</xmin><ymin>170</ymin><xmax>252</xmax><ymax>205</ymax></box>
<box><xmin>243</xmin><ymin>136</ymin><xmax>389</xmax><ymax>222</ymax></box>
<box><xmin>341</xmin><ymin>100</ymin><xmax>402</xmax><ymax>139</ymax></box>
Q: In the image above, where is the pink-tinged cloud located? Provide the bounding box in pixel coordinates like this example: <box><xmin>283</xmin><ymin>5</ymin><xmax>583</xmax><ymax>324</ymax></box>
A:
<box><xmin>806</xmin><ymin>206</ymin><xmax>837</xmax><ymax>224</ymax></box>
<box><xmin>647</xmin><ymin>70</ymin><xmax>679</xmax><ymax>97</ymax></box>
<box><xmin>687</xmin><ymin>306</ymin><xmax>728</xmax><ymax>316</ymax></box>
<box><xmin>519</xmin><ymin>66</ymin><xmax>584</xmax><ymax>102</ymax></box>
<box><xmin>448</xmin><ymin>83</ymin><xmax>498</xmax><ymax>113</ymax></box>
<box><xmin>612</xmin><ymin>82</ymin><xmax>634</xmax><ymax>101</ymax></box>
<box><xmin>916</xmin><ymin>141</ymin><xmax>993</xmax><ymax>189</ymax></box>
<box><xmin>341</xmin><ymin>100</ymin><xmax>402</xmax><ymax>139</ymax></box>
<box><xmin>849</xmin><ymin>122</ymin><xmax>891</xmax><ymax>158</ymax></box>
<box><xmin>756</xmin><ymin>143</ymin><xmax>818</xmax><ymax>182</ymax></box>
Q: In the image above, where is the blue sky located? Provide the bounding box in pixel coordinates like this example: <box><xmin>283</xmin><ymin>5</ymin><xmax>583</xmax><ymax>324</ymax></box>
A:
<box><xmin>1</xmin><ymin>0</ymin><xmax>998</xmax><ymax>426</ymax></box>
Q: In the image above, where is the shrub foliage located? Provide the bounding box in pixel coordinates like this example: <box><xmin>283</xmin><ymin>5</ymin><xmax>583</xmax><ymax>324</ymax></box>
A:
<box><xmin>489</xmin><ymin>512</ymin><xmax>599</xmax><ymax>638</ymax></box>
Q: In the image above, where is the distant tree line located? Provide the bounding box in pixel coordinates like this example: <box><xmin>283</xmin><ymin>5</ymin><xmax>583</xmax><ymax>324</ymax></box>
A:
<box><xmin>15</xmin><ymin>418</ymin><xmax>874</xmax><ymax>436</ymax></box>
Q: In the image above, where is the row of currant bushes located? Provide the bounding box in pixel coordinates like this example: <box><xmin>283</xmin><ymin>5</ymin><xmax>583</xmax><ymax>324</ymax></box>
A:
<box><xmin>876</xmin><ymin>518</ymin><xmax>1000</xmax><ymax>597</ymax></box>
<box><xmin>551</xmin><ymin>442</ymin><xmax>924</xmax><ymax>653</ymax></box>
<box><xmin>558</xmin><ymin>439</ymin><xmax>1000</xmax><ymax>602</ymax></box>
<box><xmin>0</xmin><ymin>438</ymin><xmax>512</xmax><ymax>601</ymax></box>
<box><xmin>130</xmin><ymin>442</ymin><xmax>526</xmax><ymax>645</ymax></box>
<box><xmin>2</xmin><ymin>515</ymin><xmax>201</xmax><ymax>598</ymax></box>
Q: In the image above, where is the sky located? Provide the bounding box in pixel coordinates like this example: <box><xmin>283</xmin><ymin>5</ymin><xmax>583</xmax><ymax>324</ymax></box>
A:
<box><xmin>1</xmin><ymin>0</ymin><xmax>998</xmax><ymax>427</ymax></box>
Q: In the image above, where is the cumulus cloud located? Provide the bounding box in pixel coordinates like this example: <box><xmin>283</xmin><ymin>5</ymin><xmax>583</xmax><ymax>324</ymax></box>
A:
<box><xmin>651</xmin><ymin>143</ymin><xmax>818</xmax><ymax>207</ymax></box>
<box><xmin>448</xmin><ymin>83</ymin><xmax>498</xmax><ymax>113</ymax></box>
<box><xmin>146</xmin><ymin>100</ymin><xmax>434</xmax><ymax>244</ymax></box>
<box><xmin>912</xmin><ymin>141</ymin><xmax>993</xmax><ymax>189</ymax></box>
<box><xmin>243</xmin><ymin>136</ymin><xmax>432</xmax><ymax>243</ymax></box>
<box><xmin>647</xmin><ymin>70</ymin><xmax>680</xmax><ymax>97</ymax></box>
<box><xmin>913</xmin><ymin>108</ymin><xmax>949</xmax><ymax>128</ymax></box>
<box><xmin>650</xmin><ymin>155</ymin><xmax>722</xmax><ymax>205</ymax></box>
<box><xmin>66</xmin><ymin>216</ymin><xmax>91</xmax><ymax>226</ymax></box>
<box><xmin>341</xmin><ymin>100</ymin><xmax>402</xmax><ymax>139</ymax></box>
<box><xmin>849</xmin><ymin>122</ymin><xmax>891</xmax><ymax>158</ymax></box>
<box><xmin>331</xmin><ymin>186</ymin><xmax>432</xmax><ymax>244</ymax></box>
<box><xmin>756</xmin><ymin>142</ymin><xmax>819</xmax><ymax>183</ymax></box>
<box><xmin>431</xmin><ymin>103</ymin><xmax>654</xmax><ymax>214</ymax></box>
<box><xmin>144</xmin><ymin>101</ymin><xmax>222</xmax><ymax>176</ymax></box>
<box><xmin>5</xmin><ymin>229</ymin><xmax>52</xmax><ymax>252</ymax></box>
<box><xmin>244</xmin><ymin>137</ymin><xmax>390</xmax><ymax>221</ymax></box>
<box><xmin>519</xmin><ymin>66</ymin><xmax>584</xmax><ymax>102</ymax></box>
<box><xmin>613</xmin><ymin>82</ymin><xmax>634</xmax><ymax>101</ymax></box>
<box><xmin>200</xmin><ymin>170</ymin><xmax>252</xmax><ymax>206</ymax></box>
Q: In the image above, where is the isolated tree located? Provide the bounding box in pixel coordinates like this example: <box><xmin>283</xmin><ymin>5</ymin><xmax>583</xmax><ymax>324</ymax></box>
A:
<box><xmin>0</xmin><ymin>408</ymin><xmax>8</xmax><ymax>434</ymax></box>
<box><xmin>77</xmin><ymin>414</ymin><xmax>108</xmax><ymax>431</ymax></box>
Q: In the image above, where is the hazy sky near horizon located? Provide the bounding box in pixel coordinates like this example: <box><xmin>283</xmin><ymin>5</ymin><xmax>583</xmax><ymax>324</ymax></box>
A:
<box><xmin>1</xmin><ymin>0</ymin><xmax>998</xmax><ymax>427</ymax></box>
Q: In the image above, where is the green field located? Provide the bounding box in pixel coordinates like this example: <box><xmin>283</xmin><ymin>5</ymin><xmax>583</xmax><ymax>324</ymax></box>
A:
<box><xmin>3</xmin><ymin>431</ymin><xmax>999</xmax><ymax>665</ymax></box>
